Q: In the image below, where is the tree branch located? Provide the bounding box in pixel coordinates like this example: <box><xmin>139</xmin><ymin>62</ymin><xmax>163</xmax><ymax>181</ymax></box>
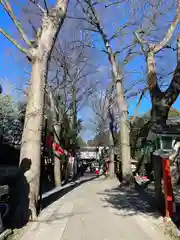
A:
<box><xmin>177</xmin><ymin>36</ymin><xmax>180</xmax><ymax>62</ymax></box>
<box><xmin>152</xmin><ymin>14</ymin><xmax>180</xmax><ymax>53</ymax></box>
<box><xmin>109</xmin><ymin>21</ymin><xmax>136</xmax><ymax>42</ymax></box>
<box><xmin>1</xmin><ymin>0</ymin><xmax>31</xmax><ymax>46</ymax></box>
<box><xmin>29</xmin><ymin>0</ymin><xmax>46</xmax><ymax>14</ymax></box>
<box><xmin>135</xmin><ymin>3</ymin><xmax>180</xmax><ymax>55</ymax></box>
<box><xmin>105</xmin><ymin>1</ymin><xmax>120</xmax><ymax>8</ymax></box>
<box><xmin>130</xmin><ymin>87</ymin><xmax>148</xmax><ymax>125</ymax></box>
<box><xmin>164</xmin><ymin>37</ymin><xmax>180</xmax><ymax>106</ymax></box>
<box><xmin>0</xmin><ymin>28</ymin><xmax>29</xmax><ymax>56</ymax></box>
<box><xmin>134</xmin><ymin>31</ymin><xmax>148</xmax><ymax>55</ymax></box>
<box><xmin>46</xmin><ymin>85</ymin><xmax>59</xmax><ymax>120</ymax></box>
<box><xmin>67</xmin><ymin>15</ymin><xmax>94</xmax><ymax>25</ymax></box>
<box><xmin>43</xmin><ymin>0</ymin><xmax>49</xmax><ymax>13</ymax></box>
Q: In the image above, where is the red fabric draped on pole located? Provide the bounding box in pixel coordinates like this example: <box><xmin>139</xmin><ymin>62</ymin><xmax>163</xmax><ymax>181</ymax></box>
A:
<box><xmin>46</xmin><ymin>133</ymin><xmax>65</xmax><ymax>158</ymax></box>
<box><xmin>53</xmin><ymin>143</ymin><xmax>65</xmax><ymax>156</ymax></box>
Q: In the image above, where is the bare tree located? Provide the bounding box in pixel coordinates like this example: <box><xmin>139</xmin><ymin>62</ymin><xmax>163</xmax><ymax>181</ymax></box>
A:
<box><xmin>134</xmin><ymin>1</ymin><xmax>180</xmax><ymax>125</ymax></box>
<box><xmin>76</xmin><ymin>0</ymin><xmax>136</xmax><ymax>184</ymax></box>
<box><xmin>46</xmin><ymin>38</ymin><xmax>97</xmax><ymax>184</ymax></box>
<box><xmin>130</xmin><ymin>1</ymin><xmax>180</xmax><ymax>163</ymax></box>
<box><xmin>52</xmin><ymin>41</ymin><xmax>97</xmax><ymax>106</ymax></box>
<box><xmin>90</xmin><ymin>89</ymin><xmax>109</xmax><ymax>142</ymax></box>
<box><xmin>90</xmin><ymin>85</ymin><xmax>118</xmax><ymax>176</ymax></box>
<box><xmin>0</xmin><ymin>0</ymin><xmax>69</xmax><ymax>219</ymax></box>
<box><xmin>130</xmin><ymin>0</ymin><xmax>180</xmax><ymax>208</ymax></box>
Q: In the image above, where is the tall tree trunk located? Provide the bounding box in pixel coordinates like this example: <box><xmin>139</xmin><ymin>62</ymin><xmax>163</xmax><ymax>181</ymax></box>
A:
<box><xmin>118</xmin><ymin>95</ymin><xmax>132</xmax><ymax>184</ymax></box>
<box><xmin>108</xmin><ymin>105</ymin><xmax>115</xmax><ymax>176</ymax></box>
<box><xmin>48</xmin><ymin>88</ymin><xmax>62</xmax><ymax>187</ymax></box>
<box><xmin>20</xmin><ymin>59</ymin><xmax>47</xmax><ymax>220</ymax></box>
<box><xmin>109</xmin><ymin>131</ymin><xmax>115</xmax><ymax>176</ymax></box>
<box><xmin>19</xmin><ymin>0</ymin><xmax>69</xmax><ymax>220</ymax></box>
<box><xmin>82</xmin><ymin>1</ymin><xmax>133</xmax><ymax>184</ymax></box>
<box><xmin>146</xmin><ymin>46</ymin><xmax>180</xmax><ymax>211</ymax></box>
<box><xmin>105</xmin><ymin>41</ymin><xmax>133</xmax><ymax>184</ymax></box>
<box><xmin>151</xmin><ymin>104</ymin><xmax>169</xmax><ymax>125</ymax></box>
<box><xmin>110</xmin><ymin>84</ymin><xmax>131</xmax><ymax>182</ymax></box>
<box><xmin>133</xmin><ymin>13</ymin><xmax>180</xmax><ymax>207</ymax></box>
<box><xmin>112</xmin><ymin>62</ymin><xmax>132</xmax><ymax>184</ymax></box>
<box><xmin>53</xmin><ymin>123</ymin><xmax>61</xmax><ymax>186</ymax></box>
<box><xmin>147</xmin><ymin>51</ymin><xmax>170</xmax><ymax>125</ymax></box>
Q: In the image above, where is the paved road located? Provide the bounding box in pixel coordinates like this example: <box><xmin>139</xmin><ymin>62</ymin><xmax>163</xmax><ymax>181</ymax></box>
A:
<box><xmin>21</xmin><ymin>176</ymin><xmax>169</xmax><ymax>240</ymax></box>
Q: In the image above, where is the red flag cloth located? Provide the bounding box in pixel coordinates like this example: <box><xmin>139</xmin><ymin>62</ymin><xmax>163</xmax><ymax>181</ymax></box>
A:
<box><xmin>53</xmin><ymin>143</ymin><xmax>65</xmax><ymax>155</ymax></box>
<box><xmin>95</xmin><ymin>168</ymin><xmax>99</xmax><ymax>175</ymax></box>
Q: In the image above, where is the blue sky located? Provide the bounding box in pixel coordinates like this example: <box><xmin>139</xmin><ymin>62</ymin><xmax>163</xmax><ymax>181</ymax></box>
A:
<box><xmin>0</xmin><ymin>1</ymin><xmax>179</xmax><ymax>141</ymax></box>
<box><xmin>78</xmin><ymin>1</ymin><xmax>180</xmax><ymax>140</ymax></box>
<box><xmin>0</xmin><ymin>2</ymin><xmax>29</xmax><ymax>99</ymax></box>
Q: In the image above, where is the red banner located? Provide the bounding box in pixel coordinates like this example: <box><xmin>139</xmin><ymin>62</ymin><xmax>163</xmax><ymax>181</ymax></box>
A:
<box><xmin>52</xmin><ymin>143</ymin><xmax>65</xmax><ymax>156</ymax></box>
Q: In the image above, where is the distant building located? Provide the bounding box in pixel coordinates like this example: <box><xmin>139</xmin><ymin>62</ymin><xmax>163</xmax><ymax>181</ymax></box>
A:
<box><xmin>79</xmin><ymin>146</ymin><xmax>105</xmax><ymax>161</ymax></box>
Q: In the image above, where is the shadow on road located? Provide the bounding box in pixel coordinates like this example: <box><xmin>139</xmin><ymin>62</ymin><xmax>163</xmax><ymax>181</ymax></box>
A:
<box><xmin>31</xmin><ymin>211</ymin><xmax>91</xmax><ymax>226</ymax></box>
<box><xmin>97</xmin><ymin>183</ymin><xmax>161</xmax><ymax>219</ymax></box>
<box><xmin>41</xmin><ymin>175</ymin><xmax>98</xmax><ymax>210</ymax></box>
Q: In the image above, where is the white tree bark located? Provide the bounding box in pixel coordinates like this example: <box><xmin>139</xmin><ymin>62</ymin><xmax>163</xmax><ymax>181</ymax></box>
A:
<box><xmin>19</xmin><ymin>0</ymin><xmax>69</xmax><ymax>219</ymax></box>
<box><xmin>20</xmin><ymin>59</ymin><xmax>47</xmax><ymax>218</ymax></box>
<box><xmin>0</xmin><ymin>0</ymin><xmax>69</xmax><ymax>220</ymax></box>
<box><xmin>105</xmin><ymin>42</ymin><xmax>132</xmax><ymax>184</ymax></box>
<box><xmin>48</xmin><ymin>87</ymin><xmax>62</xmax><ymax>187</ymax></box>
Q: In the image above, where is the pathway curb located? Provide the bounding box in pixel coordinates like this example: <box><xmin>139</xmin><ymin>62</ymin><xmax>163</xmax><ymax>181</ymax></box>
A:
<box><xmin>9</xmin><ymin>175</ymin><xmax>97</xmax><ymax>240</ymax></box>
